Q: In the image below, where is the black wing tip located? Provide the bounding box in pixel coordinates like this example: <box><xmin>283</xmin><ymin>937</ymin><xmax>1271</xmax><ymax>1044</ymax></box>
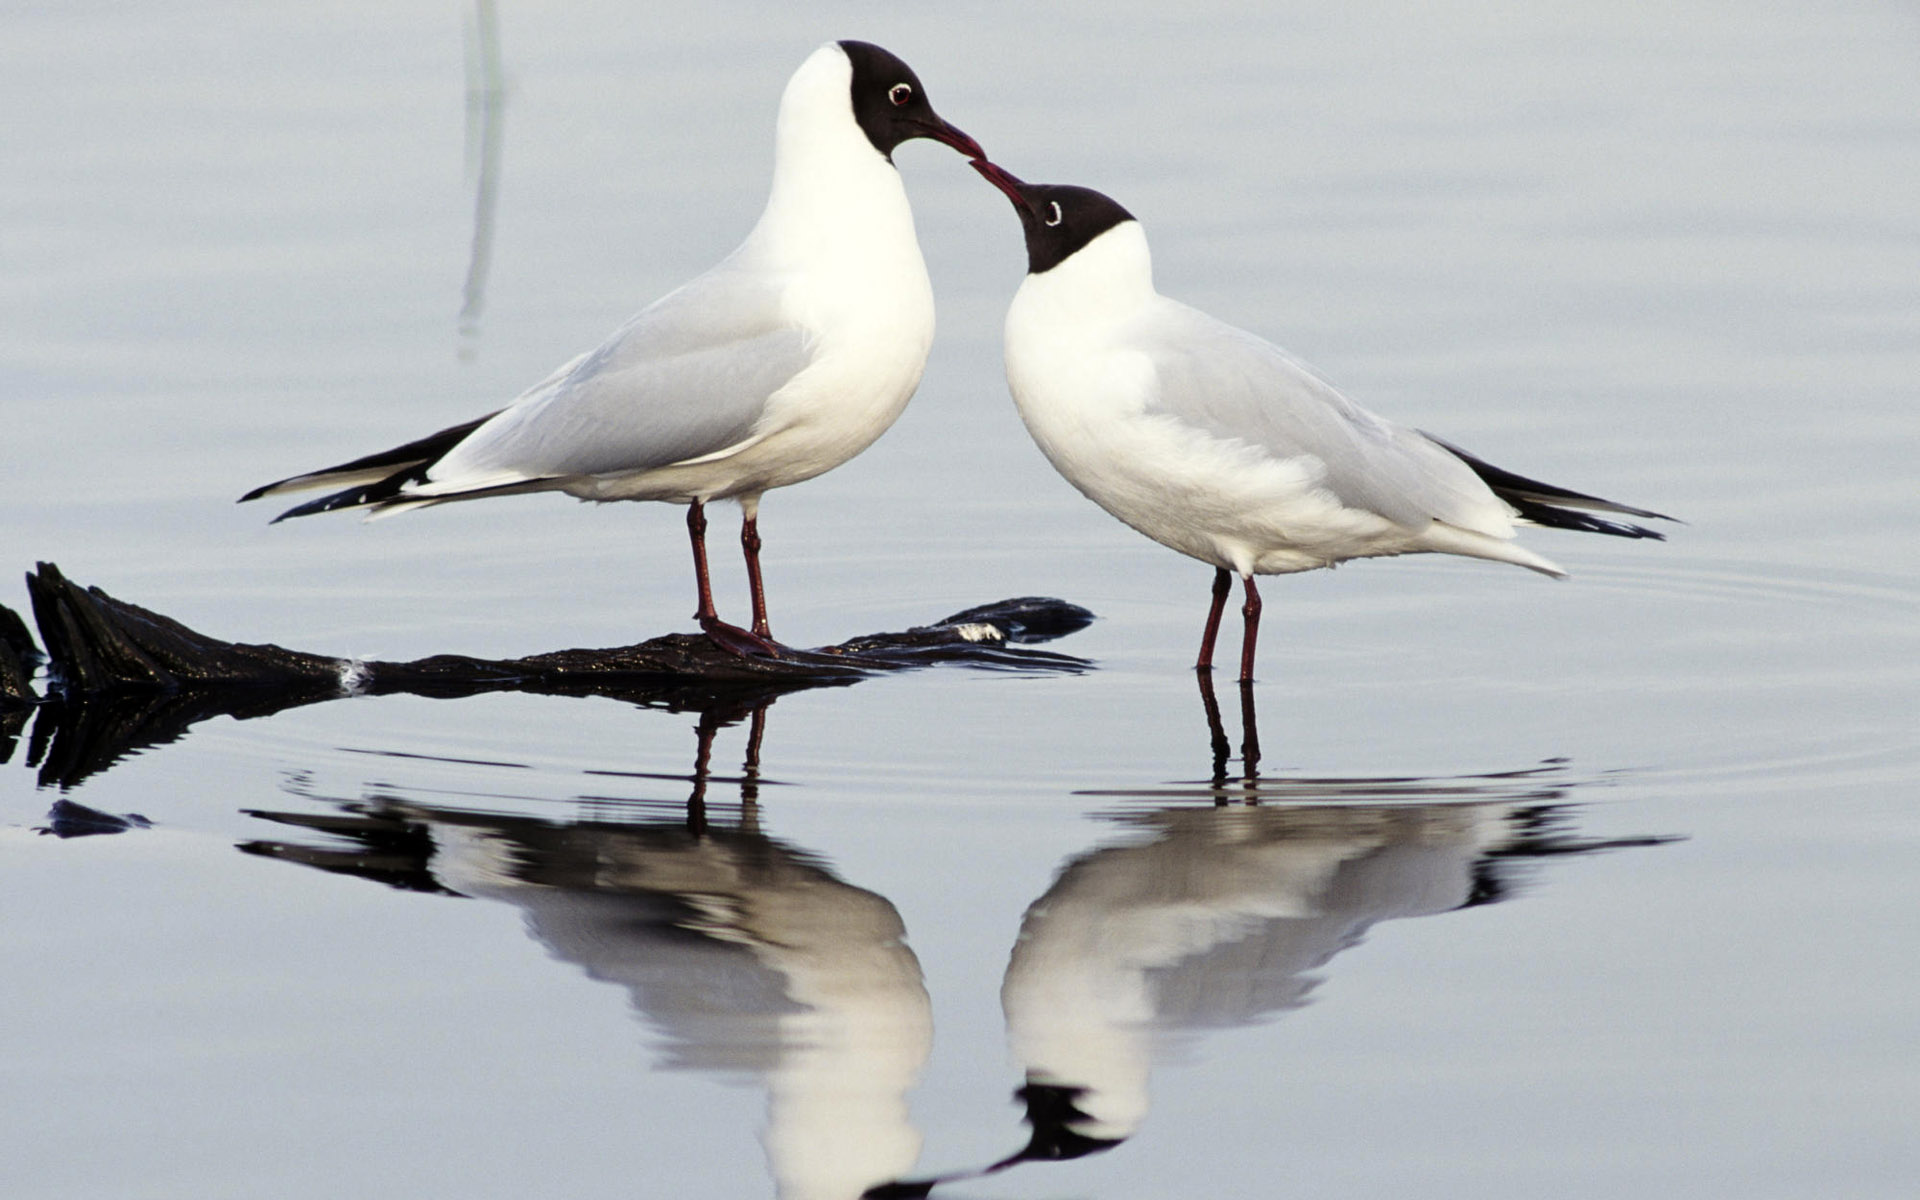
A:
<box><xmin>241</xmin><ymin>410</ymin><xmax>502</xmax><ymax>514</ymax></box>
<box><xmin>270</xmin><ymin>478</ymin><xmax>416</xmax><ymax>523</ymax></box>
<box><xmin>1596</xmin><ymin>500</ymin><xmax>1681</xmax><ymax>525</ymax></box>
<box><xmin>267</xmin><ymin>501</ymin><xmax>318</xmax><ymax>524</ymax></box>
<box><xmin>1425</xmin><ymin>432</ymin><xmax>1678</xmax><ymax>529</ymax></box>
<box><xmin>268</xmin><ymin>494</ymin><xmax>349</xmax><ymax>523</ymax></box>
<box><xmin>266</xmin><ymin>473</ymin><xmax>560</xmax><ymax>523</ymax></box>
<box><xmin>1511</xmin><ymin>497</ymin><xmax>1667</xmax><ymax>540</ymax></box>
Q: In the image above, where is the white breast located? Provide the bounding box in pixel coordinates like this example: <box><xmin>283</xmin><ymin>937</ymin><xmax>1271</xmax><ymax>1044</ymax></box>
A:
<box><xmin>1003</xmin><ymin>225</ymin><xmax>1331</xmax><ymax>573</ymax></box>
<box><xmin>1003</xmin><ymin>222</ymin><xmax>1546</xmax><ymax>576</ymax></box>
<box><xmin>715</xmin><ymin>76</ymin><xmax>938</xmax><ymax>497</ymax></box>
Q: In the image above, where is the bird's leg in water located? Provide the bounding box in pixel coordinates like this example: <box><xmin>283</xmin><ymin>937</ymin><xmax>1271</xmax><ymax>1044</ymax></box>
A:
<box><xmin>1195</xmin><ymin>567</ymin><xmax>1232</xmax><ymax>672</ymax></box>
<box><xmin>1198</xmin><ymin>668</ymin><xmax>1262</xmax><ymax>793</ymax></box>
<box><xmin>1237</xmin><ymin>679</ymin><xmax>1261</xmax><ymax>783</ymax></box>
<box><xmin>1237</xmin><ymin>575</ymin><xmax>1262</xmax><ymax>685</ymax></box>
<box><xmin>1196</xmin><ymin>668</ymin><xmax>1231</xmax><ymax>790</ymax></box>
<box><xmin>686</xmin><ymin>500</ymin><xmax>778</xmax><ymax>657</ymax></box>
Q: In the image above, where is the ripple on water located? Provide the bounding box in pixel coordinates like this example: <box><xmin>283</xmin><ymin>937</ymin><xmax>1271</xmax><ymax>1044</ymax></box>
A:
<box><xmin>1569</xmin><ymin>551</ymin><xmax>1920</xmax><ymax>798</ymax></box>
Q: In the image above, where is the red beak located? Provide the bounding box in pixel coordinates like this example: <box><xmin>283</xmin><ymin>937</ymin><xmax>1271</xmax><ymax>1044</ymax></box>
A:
<box><xmin>970</xmin><ymin>158</ymin><xmax>1037</xmax><ymax>216</ymax></box>
<box><xmin>912</xmin><ymin>114</ymin><xmax>986</xmax><ymax>162</ymax></box>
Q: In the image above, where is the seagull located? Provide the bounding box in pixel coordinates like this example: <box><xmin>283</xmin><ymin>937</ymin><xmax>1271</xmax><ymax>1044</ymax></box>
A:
<box><xmin>242</xmin><ymin>41</ymin><xmax>984</xmax><ymax>656</ymax></box>
<box><xmin>970</xmin><ymin>162</ymin><xmax>1673</xmax><ymax>683</ymax></box>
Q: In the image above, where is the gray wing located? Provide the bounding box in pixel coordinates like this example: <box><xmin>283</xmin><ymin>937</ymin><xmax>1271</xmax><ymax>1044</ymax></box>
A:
<box><xmin>1138</xmin><ymin>301</ymin><xmax>1510</xmax><ymax>535</ymax></box>
<box><xmin>426</xmin><ymin>263</ymin><xmax>813</xmax><ymax>487</ymax></box>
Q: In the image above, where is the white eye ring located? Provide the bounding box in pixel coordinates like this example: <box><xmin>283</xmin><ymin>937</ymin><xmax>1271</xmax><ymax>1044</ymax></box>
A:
<box><xmin>888</xmin><ymin>83</ymin><xmax>912</xmax><ymax>106</ymax></box>
<box><xmin>1044</xmin><ymin>201</ymin><xmax>1064</xmax><ymax>227</ymax></box>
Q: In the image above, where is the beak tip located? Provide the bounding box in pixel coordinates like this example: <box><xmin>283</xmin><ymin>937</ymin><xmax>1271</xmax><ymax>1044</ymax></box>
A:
<box><xmin>920</xmin><ymin>113</ymin><xmax>986</xmax><ymax>163</ymax></box>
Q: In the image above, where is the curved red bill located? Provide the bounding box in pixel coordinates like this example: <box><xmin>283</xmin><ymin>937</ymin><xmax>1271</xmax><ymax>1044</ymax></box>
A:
<box><xmin>969</xmin><ymin>158</ymin><xmax>1035</xmax><ymax>213</ymax></box>
<box><xmin>914</xmin><ymin>115</ymin><xmax>986</xmax><ymax>162</ymax></box>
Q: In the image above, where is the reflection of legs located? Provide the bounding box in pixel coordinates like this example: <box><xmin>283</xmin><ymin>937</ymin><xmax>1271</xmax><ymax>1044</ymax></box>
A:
<box><xmin>741</xmin><ymin>703</ymin><xmax>767</xmax><ymax>815</ymax></box>
<box><xmin>1195</xmin><ymin>568</ymin><xmax>1232</xmax><ymax>672</ymax></box>
<box><xmin>1237</xmin><ymin>575</ymin><xmax>1262</xmax><ymax>684</ymax></box>
<box><xmin>1198</xmin><ymin>665</ymin><xmax>1262</xmax><ymax>790</ymax></box>
<box><xmin>685</xmin><ymin>702</ymin><xmax>772</xmax><ymax>835</ymax></box>
<box><xmin>686</xmin><ymin>706</ymin><xmax>724</xmax><ymax>836</ymax></box>
<box><xmin>1237</xmin><ymin>680</ymin><xmax>1261</xmax><ymax>784</ymax></box>
<box><xmin>1196</xmin><ymin>669</ymin><xmax>1231</xmax><ymax>790</ymax></box>
<box><xmin>737</xmin><ymin>702</ymin><xmax>768</xmax><ymax>833</ymax></box>
<box><xmin>686</xmin><ymin>500</ymin><xmax>777</xmax><ymax>657</ymax></box>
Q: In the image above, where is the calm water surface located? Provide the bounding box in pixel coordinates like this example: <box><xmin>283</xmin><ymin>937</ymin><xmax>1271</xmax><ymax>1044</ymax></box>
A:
<box><xmin>4</xmin><ymin>4</ymin><xmax>1917</xmax><ymax>1198</ymax></box>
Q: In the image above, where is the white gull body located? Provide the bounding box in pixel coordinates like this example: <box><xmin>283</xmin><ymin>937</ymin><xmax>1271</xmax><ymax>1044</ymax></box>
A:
<box><xmin>1003</xmin><ymin>222</ymin><xmax>1563</xmax><ymax>581</ymax></box>
<box><xmin>246</xmin><ymin>41</ymin><xmax>984</xmax><ymax>650</ymax></box>
<box><xmin>972</xmin><ymin>167</ymin><xmax>1668</xmax><ymax>680</ymax></box>
<box><xmin>414</xmin><ymin>48</ymin><xmax>938</xmax><ymax>511</ymax></box>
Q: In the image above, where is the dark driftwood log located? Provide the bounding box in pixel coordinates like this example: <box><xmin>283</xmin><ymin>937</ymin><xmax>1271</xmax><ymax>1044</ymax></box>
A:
<box><xmin>3</xmin><ymin>561</ymin><xmax>1093</xmax><ymax>788</ymax></box>
<box><xmin>18</xmin><ymin>561</ymin><xmax>1092</xmax><ymax>695</ymax></box>
<box><xmin>1</xmin><ymin>601</ymin><xmax>38</xmax><ymax>707</ymax></box>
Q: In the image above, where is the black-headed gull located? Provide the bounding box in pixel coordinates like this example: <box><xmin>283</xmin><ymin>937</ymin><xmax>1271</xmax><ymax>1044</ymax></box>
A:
<box><xmin>971</xmin><ymin>162</ymin><xmax>1671</xmax><ymax>683</ymax></box>
<box><xmin>244</xmin><ymin>41</ymin><xmax>983</xmax><ymax>656</ymax></box>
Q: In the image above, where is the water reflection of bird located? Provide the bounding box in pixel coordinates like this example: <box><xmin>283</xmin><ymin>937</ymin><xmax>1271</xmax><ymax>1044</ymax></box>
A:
<box><xmin>867</xmin><ymin>794</ymin><xmax>1671</xmax><ymax>1198</ymax></box>
<box><xmin>239</xmin><ymin>706</ymin><xmax>1669</xmax><ymax>1200</ymax></box>
<box><xmin>243</xmin><ymin>41</ymin><xmax>984</xmax><ymax>655</ymax></box>
<box><xmin>243</xmin><ymin>704</ymin><xmax>932</xmax><ymax>1200</ymax></box>
<box><xmin>431</xmin><ymin>814</ymin><xmax>933</xmax><ymax>1200</ymax></box>
<box><xmin>1002</xmin><ymin>803</ymin><xmax>1549</xmax><ymax>1145</ymax></box>
<box><xmin>970</xmin><ymin>162</ymin><xmax>1673</xmax><ymax>682</ymax></box>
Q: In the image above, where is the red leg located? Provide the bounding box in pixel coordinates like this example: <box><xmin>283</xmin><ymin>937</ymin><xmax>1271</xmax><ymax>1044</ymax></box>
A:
<box><xmin>741</xmin><ymin>513</ymin><xmax>771</xmax><ymax>640</ymax></box>
<box><xmin>1196</xmin><ymin>668</ymin><xmax>1230</xmax><ymax>789</ymax></box>
<box><xmin>1237</xmin><ymin>575</ymin><xmax>1262</xmax><ymax>685</ymax></box>
<box><xmin>1195</xmin><ymin>567</ymin><xmax>1232</xmax><ymax>672</ymax></box>
<box><xmin>688</xmin><ymin>500</ymin><xmax>719</xmax><ymax>624</ymax></box>
<box><xmin>1237</xmin><ymin>679</ymin><xmax>1261</xmax><ymax>782</ymax></box>
<box><xmin>685</xmin><ymin>500</ymin><xmax>777</xmax><ymax>658</ymax></box>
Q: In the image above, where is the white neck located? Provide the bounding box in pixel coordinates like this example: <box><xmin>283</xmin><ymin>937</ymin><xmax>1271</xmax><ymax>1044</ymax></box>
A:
<box><xmin>1011</xmin><ymin>221</ymin><xmax>1158</xmax><ymax>334</ymax></box>
<box><xmin>743</xmin><ymin>45</ymin><xmax>920</xmax><ymax>274</ymax></box>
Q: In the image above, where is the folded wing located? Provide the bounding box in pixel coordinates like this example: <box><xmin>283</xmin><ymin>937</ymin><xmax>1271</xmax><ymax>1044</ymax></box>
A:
<box><xmin>244</xmin><ymin>262</ymin><xmax>815</xmax><ymax>519</ymax></box>
<box><xmin>1137</xmin><ymin>302</ymin><xmax>1516</xmax><ymax>539</ymax></box>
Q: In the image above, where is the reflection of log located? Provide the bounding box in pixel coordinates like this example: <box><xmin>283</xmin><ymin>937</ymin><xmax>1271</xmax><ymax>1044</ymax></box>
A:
<box><xmin>34</xmin><ymin>799</ymin><xmax>153</xmax><ymax>839</ymax></box>
<box><xmin>2</xmin><ymin>562</ymin><xmax>1094</xmax><ymax>789</ymax></box>
<box><xmin>20</xmin><ymin>685</ymin><xmax>340</xmax><ymax>792</ymax></box>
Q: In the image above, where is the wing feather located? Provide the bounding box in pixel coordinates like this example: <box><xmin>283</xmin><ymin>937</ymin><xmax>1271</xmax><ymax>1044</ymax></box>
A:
<box><xmin>423</xmin><ymin>264</ymin><xmax>814</xmax><ymax>487</ymax></box>
<box><xmin>1136</xmin><ymin>302</ymin><xmax>1513</xmax><ymax>537</ymax></box>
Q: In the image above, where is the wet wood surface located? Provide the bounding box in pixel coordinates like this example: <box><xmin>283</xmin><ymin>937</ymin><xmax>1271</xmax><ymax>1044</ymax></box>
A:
<box><xmin>1</xmin><ymin>561</ymin><xmax>1093</xmax><ymax>788</ymax></box>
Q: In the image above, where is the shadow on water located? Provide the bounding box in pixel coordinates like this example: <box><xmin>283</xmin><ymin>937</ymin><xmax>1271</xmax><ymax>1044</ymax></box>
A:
<box><xmin>225</xmin><ymin>691</ymin><xmax>1675</xmax><ymax>1200</ymax></box>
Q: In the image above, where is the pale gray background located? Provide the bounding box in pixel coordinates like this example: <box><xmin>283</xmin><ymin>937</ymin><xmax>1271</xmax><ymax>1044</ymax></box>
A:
<box><xmin>4</xmin><ymin>3</ymin><xmax>1916</xmax><ymax>1198</ymax></box>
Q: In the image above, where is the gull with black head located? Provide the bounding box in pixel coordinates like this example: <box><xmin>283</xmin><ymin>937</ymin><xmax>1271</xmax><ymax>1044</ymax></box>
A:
<box><xmin>244</xmin><ymin>41</ymin><xmax>983</xmax><ymax>656</ymax></box>
<box><xmin>971</xmin><ymin>161</ymin><xmax>1672</xmax><ymax>683</ymax></box>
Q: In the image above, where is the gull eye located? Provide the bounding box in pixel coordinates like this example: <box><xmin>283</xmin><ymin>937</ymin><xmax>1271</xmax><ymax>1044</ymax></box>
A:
<box><xmin>1044</xmin><ymin>201</ymin><xmax>1064</xmax><ymax>227</ymax></box>
<box><xmin>889</xmin><ymin>83</ymin><xmax>912</xmax><ymax>106</ymax></box>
